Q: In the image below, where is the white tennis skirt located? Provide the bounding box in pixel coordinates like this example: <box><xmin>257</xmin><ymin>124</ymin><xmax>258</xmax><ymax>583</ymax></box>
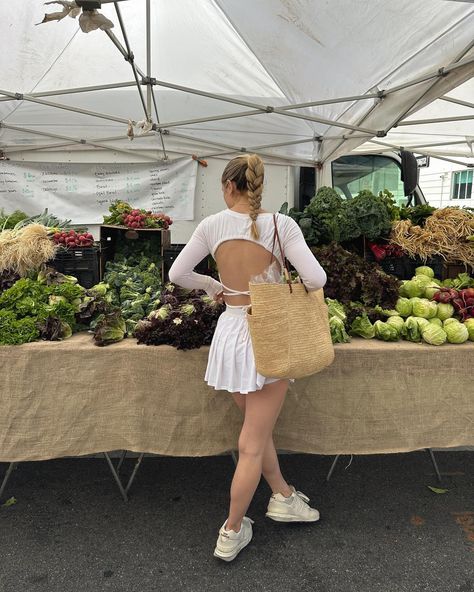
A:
<box><xmin>205</xmin><ymin>304</ymin><xmax>283</xmax><ymax>394</ymax></box>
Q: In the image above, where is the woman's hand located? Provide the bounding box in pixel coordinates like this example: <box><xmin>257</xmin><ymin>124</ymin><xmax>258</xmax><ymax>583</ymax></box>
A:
<box><xmin>214</xmin><ymin>291</ymin><xmax>225</xmax><ymax>304</ymax></box>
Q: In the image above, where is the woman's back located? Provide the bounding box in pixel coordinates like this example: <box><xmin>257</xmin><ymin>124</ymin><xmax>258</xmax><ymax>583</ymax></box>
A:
<box><xmin>168</xmin><ymin>209</ymin><xmax>327</xmax><ymax>303</ymax></box>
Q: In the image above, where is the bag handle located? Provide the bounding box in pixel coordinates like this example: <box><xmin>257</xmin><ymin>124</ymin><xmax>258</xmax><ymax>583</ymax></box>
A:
<box><xmin>271</xmin><ymin>214</ymin><xmax>293</xmax><ymax>293</ymax></box>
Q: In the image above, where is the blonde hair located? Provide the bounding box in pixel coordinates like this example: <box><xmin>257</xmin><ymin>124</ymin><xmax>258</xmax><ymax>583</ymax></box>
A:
<box><xmin>221</xmin><ymin>153</ymin><xmax>264</xmax><ymax>239</ymax></box>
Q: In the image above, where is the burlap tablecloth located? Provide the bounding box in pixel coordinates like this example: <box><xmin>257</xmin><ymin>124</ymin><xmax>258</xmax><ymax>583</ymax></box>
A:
<box><xmin>0</xmin><ymin>333</ymin><xmax>473</xmax><ymax>462</ymax></box>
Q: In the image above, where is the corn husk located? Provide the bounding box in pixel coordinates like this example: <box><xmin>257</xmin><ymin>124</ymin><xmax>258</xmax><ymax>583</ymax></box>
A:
<box><xmin>0</xmin><ymin>224</ymin><xmax>58</xmax><ymax>276</ymax></box>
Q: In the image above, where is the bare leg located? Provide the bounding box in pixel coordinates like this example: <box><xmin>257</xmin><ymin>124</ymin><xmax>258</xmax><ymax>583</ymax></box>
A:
<box><xmin>226</xmin><ymin>380</ymin><xmax>289</xmax><ymax>532</ymax></box>
<box><xmin>232</xmin><ymin>392</ymin><xmax>292</xmax><ymax>497</ymax></box>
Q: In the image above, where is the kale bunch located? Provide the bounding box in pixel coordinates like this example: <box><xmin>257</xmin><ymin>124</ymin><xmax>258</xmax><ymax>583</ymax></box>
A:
<box><xmin>344</xmin><ymin>190</ymin><xmax>393</xmax><ymax>240</ymax></box>
<box><xmin>289</xmin><ymin>187</ymin><xmax>395</xmax><ymax>246</ymax></box>
<box><xmin>312</xmin><ymin>242</ymin><xmax>400</xmax><ymax>309</ymax></box>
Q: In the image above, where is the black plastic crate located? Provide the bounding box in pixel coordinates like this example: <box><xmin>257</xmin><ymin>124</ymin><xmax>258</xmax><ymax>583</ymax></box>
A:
<box><xmin>163</xmin><ymin>244</ymin><xmax>212</xmax><ymax>282</ymax></box>
<box><xmin>50</xmin><ymin>247</ymin><xmax>100</xmax><ymax>288</ymax></box>
<box><xmin>365</xmin><ymin>250</ymin><xmax>410</xmax><ymax>279</ymax></box>
<box><xmin>405</xmin><ymin>256</ymin><xmax>444</xmax><ymax>280</ymax></box>
<box><xmin>379</xmin><ymin>257</ymin><xmax>409</xmax><ymax>279</ymax></box>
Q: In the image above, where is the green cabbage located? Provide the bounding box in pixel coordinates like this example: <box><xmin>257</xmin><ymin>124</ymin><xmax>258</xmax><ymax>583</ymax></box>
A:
<box><xmin>402</xmin><ymin>279</ymin><xmax>425</xmax><ymax>298</ymax></box>
<box><xmin>415</xmin><ymin>317</ymin><xmax>430</xmax><ymax>329</ymax></box>
<box><xmin>402</xmin><ymin>317</ymin><xmax>421</xmax><ymax>342</ymax></box>
<box><xmin>464</xmin><ymin>319</ymin><xmax>474</xmax><ymax>341</ymax></box>
<box><xmin>444</xmin><ymin>321</ymin><xmax>469</xmax><ymax>344</ymax></box>
<box><xmin>412</xmin><ymin>274</ymin><xmax>432</xmax><ymax>288</ymax></box>
<box><xmin>421</xmin><ymin>324</ymin><xmax>447</xmax><ymax>346</ymax></box>
<box><xmin>415</xmin><ymin>266</ymin><xmax>434</xmax><ymax>278</ymax></box>
<box><xmin>350</xmin><ymin>315</ymin><xmax>375</xmax><ymax>339</ymax></box>
<box><xmin>436</xmin><ymin>303</ymin><xmax>454</xmax><ymax>321</ymax></box>
<box><xmin>386</xmin><ymin>315</ymin><xmax>405</xmax><ymax>333</ymax></box>
<box><xmin>412</xmin><ymin>298</ymin><xmax>437</xmax><ymax>319</ymax></box>
<box><xmin>329</xmin><ymin>316</ymin><xmax>351</xmax><ymax>344</ymax></box>
<box><xmin>395</xmin><ymin>297</ymin><xmax>412</xmax><ymax>317</ymax></box>
<box><xmin>326</xmin><ymin>298</ymin><xmax>346</xmax><ymax>321</ymax></box>
<box><xmin>374</xmin><ymin>320</ymin><xmax>400</xmax><ymax>341</ymax></box>
<box><xmin>443</xmin><ymin>318</ymin><xmax>458</xmax><ymax>327</ymax></box>
<box><xmin>428</xmin><ymin>318</ymin><xmax>443</xmax><ymax>328</ymax></box>
<box><xmin>424</xmin><ymin>283</ymin><xmax>441</xmax><ymax>300</ymax></box>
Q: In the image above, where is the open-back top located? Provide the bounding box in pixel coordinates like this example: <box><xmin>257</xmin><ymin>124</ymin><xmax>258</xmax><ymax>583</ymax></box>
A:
<box><xmin>168</xmin><ymin>209</ymin><xmax>327</xmax><ymax>298</ymax></box>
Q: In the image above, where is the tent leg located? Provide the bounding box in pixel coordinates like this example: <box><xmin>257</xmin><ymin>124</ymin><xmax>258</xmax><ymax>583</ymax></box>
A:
<box><xmin>0</xmin><ymin>462</ymin><xmax>18</xmax><ymax>500</ymax></box>
<box><xmin>103</xmin><ymin>453</ymin><xmax>128</xmax><ymax>502</ymax></box>
<box><xmin>124</xmin><ymin>453</ymin><xmax>145</xmax><ymax>495</ymax></box>
<box><xmin>116</xmin><ymin>450</ymin><xmax>128</xmax><ymax>474</ymax></box>
<box><xmin>426</xmin><ymin>448</ymin><xmax>442</xmax><ymax>482</ymax></box>
<box><xmin>326</xmin><ymin>455</ymin><xmax>340</xmax><ymax>482</ymax></box>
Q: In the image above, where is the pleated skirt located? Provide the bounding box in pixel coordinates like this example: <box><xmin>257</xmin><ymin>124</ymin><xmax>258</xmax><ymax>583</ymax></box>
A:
<box><xmin>205</xmin><ymin>304</ymin><xmax>281</xmax><ymax>394</ymax></box>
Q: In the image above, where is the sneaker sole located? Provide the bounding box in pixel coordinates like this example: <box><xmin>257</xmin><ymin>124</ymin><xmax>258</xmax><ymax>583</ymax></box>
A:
<box><xmin>265</xmin><ymin>512</ymin><xmax>320</xmax><ymax>523</ymax></box>
<box><xmin>213</xmin><ymin>535</ymin><xmax>252</xmax><ymax>562</ymax></box>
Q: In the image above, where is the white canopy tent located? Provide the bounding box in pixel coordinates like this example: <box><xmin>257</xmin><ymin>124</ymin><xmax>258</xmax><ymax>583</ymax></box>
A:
<box><xmin>0</xmin><ymin>0</ymin><xmax>473</xmax><ymax>168</ymax></box>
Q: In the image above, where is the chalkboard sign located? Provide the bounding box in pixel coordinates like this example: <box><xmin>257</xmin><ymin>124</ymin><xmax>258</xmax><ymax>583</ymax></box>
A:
<box><xmin>0</xmin><ymin>158</ymin><xmax>197</xmax><ymax>223</ymax></box>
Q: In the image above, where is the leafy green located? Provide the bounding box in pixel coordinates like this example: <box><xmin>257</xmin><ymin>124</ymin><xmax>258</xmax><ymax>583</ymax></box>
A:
<box><xmin>0</xmin><ymin>310</ymin><xmax>39</xmax><ymax>345</ymax></box>
<box><xmin>350</xmin><ymin>314</ymin><xmax>375</xmax><ymax>339</ymax></box>
<box><xmin>313</xmin><ymin>242</ymin><xmax>400</xmax><ymax>309</ymax></box>
<box><xmin>93</xmin><ymin>309</ymin><xmax>126</xmax><ymax>346</ymax></box>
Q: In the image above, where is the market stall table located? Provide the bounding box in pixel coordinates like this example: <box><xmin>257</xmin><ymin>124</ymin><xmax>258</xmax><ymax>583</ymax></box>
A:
<box><xmin>1</xmin><ymin>333</ymin><xmax>473</xmax><ymax>497</ymax></box>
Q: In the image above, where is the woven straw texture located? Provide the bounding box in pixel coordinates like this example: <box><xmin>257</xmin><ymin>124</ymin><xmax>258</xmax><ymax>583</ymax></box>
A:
<box><xmin>247</xmin><ymin>283</ymin><xmax>334</xmax><ymax>379</ymax></box>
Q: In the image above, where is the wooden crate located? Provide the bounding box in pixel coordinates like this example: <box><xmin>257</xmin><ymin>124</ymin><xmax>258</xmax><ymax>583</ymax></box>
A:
<box><xmin>99</xmin><ymin>225</ymin><xmax>171</xmax><ymax>282</ymax></box>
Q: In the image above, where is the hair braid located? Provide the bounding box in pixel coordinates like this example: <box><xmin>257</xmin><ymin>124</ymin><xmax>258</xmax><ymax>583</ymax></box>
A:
<box><xmin>245</xmin><ymin>154</ymin><xmax>264</xmax><ymax>239</ymax></box>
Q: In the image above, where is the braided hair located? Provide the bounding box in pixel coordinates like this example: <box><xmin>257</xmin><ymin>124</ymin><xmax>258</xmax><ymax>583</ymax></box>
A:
<box><xmin>221</xmin><ymin>153</ymin><xmax>265</xmax><ymax>239</ymax></box>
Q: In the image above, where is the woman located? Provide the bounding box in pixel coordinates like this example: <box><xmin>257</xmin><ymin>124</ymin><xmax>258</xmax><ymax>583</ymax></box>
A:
<box><xmin>168</xmin><ymin>153</ymin><xmax>327</xmax><ymax>562</ymax></box>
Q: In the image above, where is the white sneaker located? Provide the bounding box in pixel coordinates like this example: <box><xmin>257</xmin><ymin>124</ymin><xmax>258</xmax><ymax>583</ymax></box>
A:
<box><xmin>213</xmin><ymin>516</ymin><xmax>255</xmax><ymax>562</ymax></box>
<box><xmin>266</xmin><ymin>485</ymin><xmax>320</xmax><ymax>523</ymax></box>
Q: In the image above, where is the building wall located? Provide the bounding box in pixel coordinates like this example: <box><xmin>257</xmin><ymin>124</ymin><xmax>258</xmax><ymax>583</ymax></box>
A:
<box><xmin>418</xmin><ymin>157</ymin><xmax>473</xmax><ymax>208</ymax></box>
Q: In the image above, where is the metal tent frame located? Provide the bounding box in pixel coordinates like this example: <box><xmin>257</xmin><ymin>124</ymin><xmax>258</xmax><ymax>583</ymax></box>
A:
<box><xmin>0</xmin><ymin>0</ymin><xmax>473</xmax><ymax>166</ymax></box>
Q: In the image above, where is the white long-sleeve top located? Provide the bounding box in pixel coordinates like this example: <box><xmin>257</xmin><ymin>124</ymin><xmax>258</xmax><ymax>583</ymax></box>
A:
<box><xmin>168</xmin><ymin>209</ymin><xmax>327</xmax><ymax>297</ymax></box>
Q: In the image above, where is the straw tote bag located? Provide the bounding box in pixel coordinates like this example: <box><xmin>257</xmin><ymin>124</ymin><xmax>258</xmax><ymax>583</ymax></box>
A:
<box><xmin>246</xmin><ymin>215</ymin><xmax>334</xmax><ymax>379</ymax></box>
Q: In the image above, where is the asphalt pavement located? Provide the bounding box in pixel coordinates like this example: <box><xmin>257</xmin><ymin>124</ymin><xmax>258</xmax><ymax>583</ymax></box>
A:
<box><xmin>0</xmin><ymin>451</ymin><xmax>473</xmax><ymax>592</ymax></box>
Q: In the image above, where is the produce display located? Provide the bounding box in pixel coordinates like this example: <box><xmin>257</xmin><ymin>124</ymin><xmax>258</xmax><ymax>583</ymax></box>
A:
<box><xmin>134</xmin><ymin>284</ymin><xmax>224</xmax><ymax>350</ymax></box>
<box><xmin>52</xmin><ymin>229</ymin><xmax>94</xmax><ymax>248</ymax></box>
<box><xmin>285</xmin><ymin>187</ymin><xmax>394</xmax><ymax>246</ymax></box>
<box><xmin>326</xmin><ymin>265</ymin><xmax>474</xmax><ymax>346</ymax></box>
<box><xmin>1</xmin><ymin>188</ymin><xmax>473</xmax><ymax>352</ymax></box>
<box><xmin>391</xmin><ymin>207</ymin><xmax>474</xmax><ymax>268</ymax></box>
<box><xmin>312</xmin><ymin>242</ymin><xmax>400</xmax><ymax>309</ymax></box>
<box><xmin>103</xmin><ymin>200</ymin><xmax>173</xmax><ymax>230</ymax></box>
<box><xmin>0</xmin><ymin>268</ymin><xmax>110</xmax><ymax>345</ymax></box>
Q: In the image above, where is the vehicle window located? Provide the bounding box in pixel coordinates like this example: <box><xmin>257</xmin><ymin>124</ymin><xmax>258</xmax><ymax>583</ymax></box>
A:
<box><xmin>332</xmin><ymin>155</ymin><xmax>407</xmax><ymax>206</ymax></box>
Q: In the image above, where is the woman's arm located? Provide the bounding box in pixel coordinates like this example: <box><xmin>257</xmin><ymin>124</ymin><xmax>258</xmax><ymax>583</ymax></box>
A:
<box><xmin>281</xmin><ymin>216</ymin><xmax>327</xmax><ymax>291</ymax></box>
<box><xmin>168</xmin><ymin>220</ymin><xmax>223</xmax><ymax>298</ymax></box>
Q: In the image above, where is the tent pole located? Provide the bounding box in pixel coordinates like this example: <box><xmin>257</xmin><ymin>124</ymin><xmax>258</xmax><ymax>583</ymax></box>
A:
<box><xmin>113</xmin><ymin>2</ymin><xmax>149</xmax><ymax>120</ymax></box>
<box><xmin>0</xmin><ymin>123</ymin><xmax>159</xmax><ymax>161</ymax></box>
<box><xmin>167</xmin><ymin>131</ymin><xmax>316</xmax><ymax>164</ymax></box>
<box><xmin>0</xmin><ymin>91</ymin><xmax>132</xmax><ymax>125</ymax></box>
<box><xmin>369</xmin><ymin>138</ymin><xmax>474</xmax><ymax>167</ymax></box>
<box><xmin>149</xmin><ymin>79</ymin><xmax>378</xmax><ymax>134</ymax></box>
<box><xmin>407</xmin><ymin>140</ymin><xmax>471</xmax><ymax>149</ymax></box>
<box><xmin>0</xmin><ymin>82</ymin><xmax>136</xmax><ymax>102</ymax></box>
<box><xmin>440</xmin><ymin>95</ymin><xmax>474</xmax><ymax>109</ymax></box>
<box><xmin>398</xmin><ymin>114</ymin><xmax>474</xmax><ymax>126</ymax></box>
<box><xmin>383</xmin><ymin>40</ymin><xmax>474</xmax><ymax>131</ymax></box>
<box><xmin>146</xmin><ymin>0</ymin><xmax>152</xmax><ymax>120</ymax></box>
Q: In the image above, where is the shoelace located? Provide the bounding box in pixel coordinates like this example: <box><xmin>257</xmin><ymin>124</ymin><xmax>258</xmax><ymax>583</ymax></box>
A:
<box><xmin>294</xmin><ymin>490</ymin><xmax>310</xmax><ymax>504</ymax></box>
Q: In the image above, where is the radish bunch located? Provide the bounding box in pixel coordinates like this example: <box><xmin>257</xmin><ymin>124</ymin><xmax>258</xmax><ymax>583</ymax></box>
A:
<box><xmin>122</xmin><ymin>210</ymin><xmax>147</xmax><ymax>229</ymax></box>
<box><xmin>53</xmin><ymin>229</ymin><xmax>94</xmax><ymax>248</ymax></box>
<box><xmin>433</xmin><ymin>287</ymin><xmax>474</xmax><ymax>321</ymax></box>
<box><xmin>121</xmin><ymin>209</ymin><xmax>173</xmax><ymax>230</ymax></box>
